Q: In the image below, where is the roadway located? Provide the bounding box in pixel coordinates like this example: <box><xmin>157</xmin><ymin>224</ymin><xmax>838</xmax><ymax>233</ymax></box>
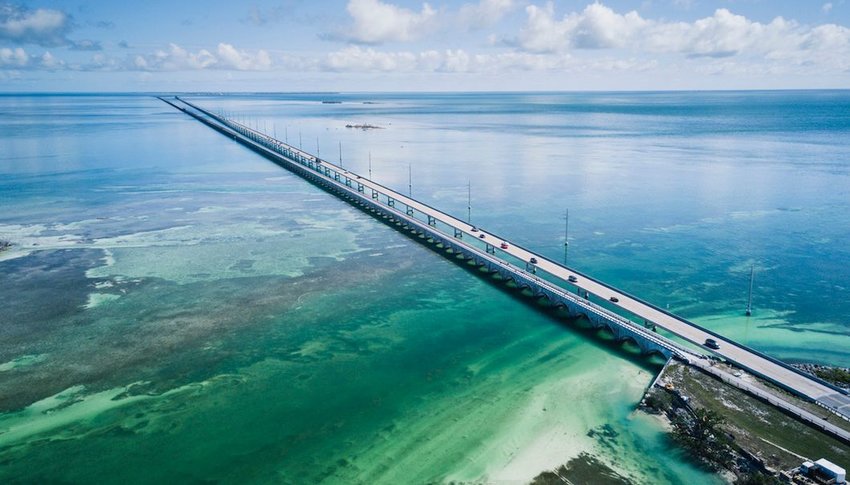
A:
<box><xmin>172</xmin><ymin>97</ymin><xmax>850</xmax><ymax>420</ymax></box>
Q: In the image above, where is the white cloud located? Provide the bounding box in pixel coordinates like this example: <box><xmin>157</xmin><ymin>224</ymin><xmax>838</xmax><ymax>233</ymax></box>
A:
<box><xmin>0</xmin><ymin>46</ymin><xmax>27</xmax><ymax>66</ymax></box>
<box><xmin>517</xmin><ymin>3</ymin><xmax>647</xmax><ymax>52</ymax></box>
<box><xmin>131</xmin><ymin>43</ymin><xmax>272</xmax><ymax>71</ymax></box>
<box><xmin>39</xmin><ymin>50</ymin><xmax>63</xmax><ymax>69</ymax></box>
<box><xmin>216</xmin><ymin>43</ymin><xmax>272</xmax><ymax>70</ymax></box>
<box><xmin>0</xmin><ymin>4</ymin><xmax>70</xmax><ymax>46</ymax></box>
<box><xmin>320</xmin><ymin>45</ymin><xmax>659</xmax><ymax>74</ymax></box>
<box><xmin>326</xmin><ymin>46</ymin><xmax>419</xmax><ymax>71</ymax></box>
<box><xmin>823</xmin><ymin>3</ymin><xmax>833</xmax><ymax>13</ymax></box>
<box><xmin>458</xmin><ymin>0</ymin><xmax>515</xmax><ymax>29</ymax></box>
<box><xmin>514</xmin><ymin>3</ymin><xmax>850</xmax><ymax>62</ymax></box>
<box><xmin>343</xmin><ymin>0</ymin><xmax>437</xmax><ymax>43</ymax></box>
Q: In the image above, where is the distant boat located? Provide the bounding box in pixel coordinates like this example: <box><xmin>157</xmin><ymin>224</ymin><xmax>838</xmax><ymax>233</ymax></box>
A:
<box><xmin>321</xmin><ymin>100</ymin><xmax>342</xmax><ymax>104</ymax></box>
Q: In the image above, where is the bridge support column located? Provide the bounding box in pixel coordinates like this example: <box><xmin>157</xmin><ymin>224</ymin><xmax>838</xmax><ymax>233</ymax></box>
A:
<box><xmin>372</xmin><ymin>189</ymin><xmax>379</xmax><ymax>199</ymax></box>
<box><xmin>525</xmin><ymin>262</ymin><xmax>537</xmax><ymax>274</ymax></box>
<box><xmin>454</xmin><ymin>228</ymin><xmax>463</xmax><ymax>238</ymax></box>
<box><xmin>406</xmin><ymin>205</ymin><xmax>414</xmax><ymax>215</ymax></box>
<box><xmin>345</xmin><ymin>177</ymin><xmax>352</xmax><ymax>187</ymax></box>
<box><xmin>334</xmin><ymin>172</ymin><xmax>340</xmax><ymax>181</ymax></box>
<box><xmin>486</xmin><ymin>244</ymin><xmax>495</xmax><ymax>254</ymax></box>
<box><xmin>387</xmin><ymin>197</ymin><xmax>395</xmax><ymax>207</ymax></box>
<box><xmin>357</xmin><ymin>183</ymin><xmax>364</xmax><ymax>193</ymax></box>
<box><xmin>428</xmin><ymin>215</ymin><xmax>436</xmax><ymax>226</ymax></box>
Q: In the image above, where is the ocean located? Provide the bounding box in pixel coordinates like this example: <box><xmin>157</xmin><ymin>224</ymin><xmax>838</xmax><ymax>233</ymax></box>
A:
<box><xmin>1</xmin><ymin>91</ymin><xmax>848</xmax><ymax>483</ymax></box>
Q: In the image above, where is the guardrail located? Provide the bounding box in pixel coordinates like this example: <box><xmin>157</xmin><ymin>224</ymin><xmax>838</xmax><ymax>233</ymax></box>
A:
<box><xmin>689</xmin><ymin>360</ymin><xmax>850</xmax><ymax>443</ymax></box>
<box><xmin>165</xmin><ymin>96</ymin><xmax>850</xmax><ymax>432</ymax></box>
<box><xmin>173</xmin><ymin>97</ymin><xmax>693</xmax><ymax>360</ymax></box>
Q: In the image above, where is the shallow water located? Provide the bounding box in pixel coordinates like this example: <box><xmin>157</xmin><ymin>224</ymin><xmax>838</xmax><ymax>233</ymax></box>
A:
<box><xmin>2</xmin><ymin>91</ymin><xmax>848</xmax><ymax>483</ymax></box>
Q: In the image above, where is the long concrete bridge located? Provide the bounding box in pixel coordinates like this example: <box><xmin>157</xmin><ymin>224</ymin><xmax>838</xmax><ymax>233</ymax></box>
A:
<box><xmin>161</xmin><ymin>96</ymin><xmax>850</xmax><ymax>441</ymax></box>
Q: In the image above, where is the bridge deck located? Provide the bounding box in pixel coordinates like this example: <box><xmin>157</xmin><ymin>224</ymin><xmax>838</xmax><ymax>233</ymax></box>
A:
<box><xmin>166</xmin><ymin>96</ymin><xmax>850</xmax><ymax>422</ymax></box>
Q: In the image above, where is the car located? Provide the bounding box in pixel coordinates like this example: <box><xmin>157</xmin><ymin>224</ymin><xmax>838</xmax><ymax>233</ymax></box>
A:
<box><xmin>529</xmin><ymin>257</ymin><xmax>538</xmax><ymax>264</ymax></box>
<box><xmin>609</xmin><ymin>296</ymin><xmax>619</xmax><ymax>303</ymax></box>
<box><xmin>704</xmin><ymin>338</ymin><xmax>720</xmax><ymax>350</ymax></box>
<box><xmin>500</xmin><ymin>242</ymin><xmax>509</xmax><ymax>249</ymax></box>
<box><xmin>568</xmin><ymin>275</ymin><xmax>578</xmax><ymax>283</ymax></box>
<box><xmin>479</xmin><ymin>234</ymin><xmax>486</xmax><ymax>239</ymax></box>
<box><xmin>471</xmin><ymin>227</ymin><xmax>479</xmax><ymax>232</ymax></box>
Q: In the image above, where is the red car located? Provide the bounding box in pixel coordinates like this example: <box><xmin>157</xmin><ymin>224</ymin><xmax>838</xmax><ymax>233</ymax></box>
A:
<box><xmin>500</xmin><ymin>242</ymin><xmax>509</xmax><ymax>250</ymax></box>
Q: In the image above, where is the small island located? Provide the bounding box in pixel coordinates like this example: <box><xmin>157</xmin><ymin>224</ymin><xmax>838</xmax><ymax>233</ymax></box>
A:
<box><xmin>345</xmin><ymin>123</ymin><xmax>384</xmax><ymax>130</ymax></box>
<box><xmin>0</xmin><ymin>239</ymin><xmax>11</xmax><ymax>252</ymax></box>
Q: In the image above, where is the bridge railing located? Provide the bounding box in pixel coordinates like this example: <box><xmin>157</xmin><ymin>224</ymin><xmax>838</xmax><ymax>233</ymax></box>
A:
<box><xmin>179</xmin><ymin>98</ymin><xmax>715</xmax><ymax>360</ymax></box>
<box><xmin>166</xmin><ymin>96</ymin><xmax>850</xmax><ymax>435</ymax></box>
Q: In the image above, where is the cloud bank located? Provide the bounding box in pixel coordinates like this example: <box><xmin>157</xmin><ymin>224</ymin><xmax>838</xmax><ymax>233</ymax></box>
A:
<box><xmin>0</xmin><ymin>3</ymin><xmax>70</xmax><ymax>46</ymax></box>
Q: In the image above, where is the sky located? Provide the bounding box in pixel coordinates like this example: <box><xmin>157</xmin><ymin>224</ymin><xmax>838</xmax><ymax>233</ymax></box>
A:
<box><xmin>1</xmin><ymin>0</ymin><xmax>849</xmax><ymax>91</ymax></box>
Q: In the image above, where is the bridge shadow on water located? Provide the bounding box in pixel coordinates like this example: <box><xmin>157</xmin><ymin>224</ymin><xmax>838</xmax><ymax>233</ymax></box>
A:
<box><xmin>359</xmin><ymin>205</ymin><xmax>668</xmax><ymax>373</ymax></box>
<box><xmin>178</xmin><ymin>101</ymin><xmax>668</xmax><ymax>374</ymax></box>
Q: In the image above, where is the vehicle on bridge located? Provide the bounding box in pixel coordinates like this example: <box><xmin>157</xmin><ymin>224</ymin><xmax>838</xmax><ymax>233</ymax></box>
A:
<box><xmin>704</xmin><ymin>338</ymin><xmax>720</xmax><ymax>350</ymax></box>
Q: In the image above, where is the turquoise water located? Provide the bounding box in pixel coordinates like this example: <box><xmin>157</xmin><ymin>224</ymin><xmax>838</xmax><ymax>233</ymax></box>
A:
<box><xmin>1</xmin><ymin>91</ymin><xmax>848</xmax><ymax>483</ymax></box>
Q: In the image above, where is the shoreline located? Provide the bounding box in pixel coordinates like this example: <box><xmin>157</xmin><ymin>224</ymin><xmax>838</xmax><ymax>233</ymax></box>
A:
<box><xmin>636</xmin><ymin>358</ymin><xmax>850</xmax><ymax>484</ymax></box>
<box><xmin>791</xmin><ymin>363</ymin><xmax>850</xmax><ymax>391</ymax></box>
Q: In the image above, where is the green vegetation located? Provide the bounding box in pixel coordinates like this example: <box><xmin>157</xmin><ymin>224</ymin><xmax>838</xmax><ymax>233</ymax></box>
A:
<box><xmin>734</xmin><ymin>471</ymin><xmax>785</xmax><ymax>485</ymax></box>
<box><xmin>671</xmin><ymin>407</ymin><xmax>734</xmax><ymax>471</ymax></box>
<box><xmin>643</xmin><ymin>388</ymin><xmax>673</xmax><ymax>412</ymax></box>
<box><xmin>814</xmin><ymin>367</ymin><xmax>850</xmax><ymax>386</ymax></box>
<box><xmin>649</xmin><ymin>362</ymin><xmax>850</xmax><ymax>473</ymax></box>
<box><xmin>531</xmin><ymin>453</ymin><xmax>634</xmax><ymax>485</ymax></box>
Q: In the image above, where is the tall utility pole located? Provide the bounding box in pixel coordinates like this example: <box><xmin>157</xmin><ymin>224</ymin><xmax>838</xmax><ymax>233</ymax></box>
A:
<box><xmin>316</xmin><ymin>137</ymin><xmax>320</xmax><ymax>158</ymax></box>
<box><xmin>746</xmin><ymin>264</ymin><xmax>755</xmax><ymax>316</ymax></box>
<box><xmin>299</xmin><ymin>131</ymin><xmax>302</xmax><ymax>150</ymax></box>
<box><xmin>285</xmin><ymin>126</ymin><xmax>288</xmax><ymax>144</ymax></box>
<box><xmin>467</xmin><ymin>181</ymin><xmax>471</xmax><ymax>224</ymax></box>
<box><xmin>368</xmin><ymin>152</ymin><xmax>372</xmax><ymax>179</ymax></box>
<box><xmin>408</xmin><ymin>164</ymin><xmax>412</xmax><ymax>197</ymax></box>
<box><xmin>564</xmin><ymin>208</ymin><xmax>569</xmax><ymax>265</ymax></box>
<box><xmin>339</xmin><ymin>141</ymin><xmax>343</xmax><ymax>168</ymax></box>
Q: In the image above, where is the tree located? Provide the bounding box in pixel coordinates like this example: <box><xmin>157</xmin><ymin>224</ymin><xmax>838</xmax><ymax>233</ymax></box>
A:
<box><xmin>671</xmin><ymin>408</ymin><xmax>734</xmax><ymax>470</ymax></box>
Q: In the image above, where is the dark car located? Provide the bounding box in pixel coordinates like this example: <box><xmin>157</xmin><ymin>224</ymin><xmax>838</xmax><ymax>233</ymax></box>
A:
<box><xmin>529</xmin><ymin>257</ymin><xmax>538</xmax><ymax>264</ymax></box>
<box><xmin>609</xmin><ymin>296</ymin><xmax>619</xmax><ymax>303</ymax></box>
<box><xmin>471</xmin><ymin>227</ymin><xmax>479</xmax><ymax>232</ymax></box>
<box><xmin>479</xmin><ymin>234</ymin><xmax>486</xmax><ymax>239</ymax></box>
<box><xmin>704</xmin><ymin>338</ymin><xmax>720</xmax><ymax>350</ymax></box>
<box><xmin>568</xmin><ymin>275</ymin><xmax>577</xmax><ymax>283</ymax></box>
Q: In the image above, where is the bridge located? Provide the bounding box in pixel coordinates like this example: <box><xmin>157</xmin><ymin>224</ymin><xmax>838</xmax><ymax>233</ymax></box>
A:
<box><xmin>161</xmin><ymin>96</ymin><xmax>850</xmax><ymax>441</ymax></box>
